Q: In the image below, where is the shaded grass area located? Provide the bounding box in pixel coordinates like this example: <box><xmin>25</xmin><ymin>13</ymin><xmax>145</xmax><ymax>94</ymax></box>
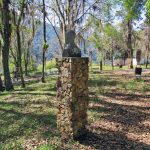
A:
<box><xmin>0</xmin><ymin>70</ymin><xmax>150</xmax><ymax>150</ymax></box>
<box><xmin>89</xmin><ymin>73</ymin><xmax>150</xmax><ymax>94</ymax></box>
<box><xmin>0</xmin><ymin>77</ymin><xmax>59</xmax><ymax>150</ymax></box>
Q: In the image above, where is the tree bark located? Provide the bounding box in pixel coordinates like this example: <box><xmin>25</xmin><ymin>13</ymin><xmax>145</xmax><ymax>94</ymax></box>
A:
<box><xmin>0</xmin><ymin>76</ymin><xmax>4</xmax><ymax>91</ymax></box>
<box><xmin>112</xmin><ymin>57</ymin><xmax>114</xmax><ymax>70</ymax></box>
<box><xmin>127</xmin><ymin>20</ymin><xmax>133</xmax><ymax>69</ymax></box>
<box><xmin>145</xmin><ymin>26</ymin><xmax>150</xmax><ymax>69</ymax></box>
<box><xmin>41</xmin><ymin>0</ymin><xmax>46</xmax><ymax>83</ymax></box>
<box><xmin>146</xmin><ymin>54</ymin><xmax>149</xmax><ymax>69</ymax></box>
<box><xmin>1</xmin><ymin>0</ymin><xmax>14</xmax><ymax>91</ymax></box>
<box><xmin>16</xmin><ymin>26</ymin><xmax>25</xmax><ymax>88</ymax></box>
<box><xmin>100</xmin><ymin>60</ymin><xmax>103</xmax><ymax>71</ymax></box>
<box><xmin>111</xmin><ymin>50</ymin><xmax>114</xmax><ymax>70</ymax></box>
<box><xmin>24</xmin><ymin>40</ymin><xmax>30</xmax><ymax>76</ymax></box>
<box><xmin>24</xmin><ymin>49</ymin><xmax>29</xmax><ymax>76</ymax></box>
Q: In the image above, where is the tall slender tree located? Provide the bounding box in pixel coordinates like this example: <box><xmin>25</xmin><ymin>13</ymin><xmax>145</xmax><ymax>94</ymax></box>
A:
<box><xmin>15</xmin><ymin>0</ymin><xmax>26</xmax><ymax>88</ymax></box>
<box><xmin>144</xmin><ymin>25</ymin><xmax>150</xmax><ymax>68</ymax></box>
<box><xmin>41</xmin><ymin>0</ymin><xmax>47</xmax><ymax>83</ymax></box>
<box><xmin>145</xmin><ymin>0</ymin><xmax>150</xmax><ymax>68</ymax></box>
<box><xmin>1</xmin><ymin>0</ymin><xmax>14</xmax><ymax>90</ymax></box>
<box><xmin>122</xmin><ymin>0</ymin><xmax>146</xmax><ymax>68</ymax></box>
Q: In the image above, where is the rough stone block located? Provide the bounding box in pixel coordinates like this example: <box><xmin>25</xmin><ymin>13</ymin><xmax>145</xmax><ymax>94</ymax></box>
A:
<box><xmin>56</xmin><ymin>57</ymin><xmax>89</xmax><ymax>141</ymax></box>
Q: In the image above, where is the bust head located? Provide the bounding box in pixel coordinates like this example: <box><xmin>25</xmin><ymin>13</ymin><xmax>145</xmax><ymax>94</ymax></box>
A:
<box><xmin>65</xmin><ymin>30</ymin><xmax>76</xmax><ymax>44</ymax></box>
<box><xmin>62</xmin><ymin>30</ymin><xmax>81</xmax><ymax>57</ymax></box>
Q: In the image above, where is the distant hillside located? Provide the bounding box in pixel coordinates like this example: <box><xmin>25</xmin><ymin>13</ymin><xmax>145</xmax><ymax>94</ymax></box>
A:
<box><xmin>32</xmin><ymin>23</ymin><xmax>61</xmax><ymax>62</ymax></box>
<box><xmin>31</xmin><ymin>23</ymin><xmax>94</xmax><ymax>63</ymax></box>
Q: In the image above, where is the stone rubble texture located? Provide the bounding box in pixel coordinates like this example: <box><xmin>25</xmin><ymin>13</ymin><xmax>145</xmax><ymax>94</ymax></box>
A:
<box><xmin>56</xmin><ymin>58</ymin><xmax>89</xmax><ymax>141</ymax></box>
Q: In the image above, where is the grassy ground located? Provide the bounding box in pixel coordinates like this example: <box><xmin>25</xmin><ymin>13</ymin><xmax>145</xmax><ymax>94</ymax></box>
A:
<box><xmin>90</xmin><ymin>64</ymin><xmax>150</xmax><ymax>71</ymax></box>
<box><xmin>0</xmin><ymin>68</ymin><xmax>150</xmax><ymax>150</ymax></box>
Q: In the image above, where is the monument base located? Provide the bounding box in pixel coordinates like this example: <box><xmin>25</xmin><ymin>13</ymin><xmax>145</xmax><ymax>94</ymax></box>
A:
<box><xmin>56</xmin><ymin>58</ymin><xmax>89</xmax><ymax>141</ymax></box>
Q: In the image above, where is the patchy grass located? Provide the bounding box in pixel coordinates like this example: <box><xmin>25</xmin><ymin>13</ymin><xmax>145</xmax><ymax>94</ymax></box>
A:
<box><xmin>87</xmin><ymin>70</ymin><xmax>150</xmax><ymax>150</ymax></box>
<box><xmin>90</xmin><ymin>63</ymin><xmax>150</xmax><ymax>71</ymax></box>
<box><xmin>0</xmin><ymin>77</ymin><xmax>59</xmax><ymax>150</ymax></box>
<box><xmin>0</xmin><ymin>69</ymin><xmax>150</xmax><ymax>150</ymax></box>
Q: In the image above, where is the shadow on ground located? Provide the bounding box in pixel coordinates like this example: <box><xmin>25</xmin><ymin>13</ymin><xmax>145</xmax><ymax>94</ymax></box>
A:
<box><xmin>79</xmin><ymin>91</ymin><xmax>150</xmax><ymax>150</ymax></box>
<box><xmin>79</xmin><ymin>129</ymin><xmax>150</xmax><ymax>150</ymax></box>
<box><xmin>0</xmin><ymin>100</ymin><xmax>58</xmax><ymax>144</ymax></box>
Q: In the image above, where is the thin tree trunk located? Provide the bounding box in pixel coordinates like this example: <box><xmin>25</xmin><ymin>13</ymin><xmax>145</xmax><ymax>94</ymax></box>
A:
<box><xmin>24</xmin><ymin>42</ymin><xmax>30</xmax><ymax>76</ymax></box>
<box><xmin>146</xmin><ymin>28</ymin><xmax>150</xmax><ymax>69</ymax></box>
<box><xmin>2</xmin><ymin>0</ymin><xmax>14</xmax><ymax>91</ymax></box>
<box><xmin>12</xmin><ymin>8</ymin><xmax>19</xmax><ymax>71</ymax></box>
<box><xmin>127</xmin><ymin>20</ymin><xmax>133</xmax><ymax>69</ymax></box>
<box><xmin>0</xmin><ymin>76</ymin><xmax>3</xmax><ymax>91</ymax></box>
<box><xmin>146</xmin><ymin>55</ymin><xmax>149</xmax><ymax>69</ymax></box>
<box><xmin>112</xmin><ymin>57</ymin><xmax>114</xmax><ymax>70</ymax></box>
<box><xmin>16</xmin><ymin>27</ymin><xmax>25</xmax><ymax>88</ymax></box>
<box><xmin>24</xmin><ymin>15</ymin><xmax>35</xmax><ymax>76</ymax></box>
<box><xmin>0</xmin><ymin>76</ymin><xmax>4</xmax><ymax>91</ymax></box>
<box><xmin>124</xmin><ymin>57</ymin><xmax>126</xmax><ymax>66</ymax></box>
<box><xmin>41</xmin><ymin>0</ymin><xmax>46</xmax><ymax>83</ymax></box>
<box><xmin>111</xmin><ymin>51</ymin><xmax>114</xmax><ymax>70</ymax></box>
<box><xmin>100</xmin><ymin>60</ymin><xmax>103</xmax><ymax>71</ymax></box>
<box><xmin>104</xmin><ymin>56</ymin><xmax>106</xmax><ymax>66</ymax></box>
<box><xmin>32</xmin><ymin>15</ymin><xmax>35</xmax><ymax>38</ymax></box>
<box><xmin>25</xmin><ymin>63</ymin><xmax>28</xmax><ymax>76</ymax></box>
<box><xmin>24</xmin><ymin>50</ymin><xmax>29</xmax><ymax>76</ymax></box>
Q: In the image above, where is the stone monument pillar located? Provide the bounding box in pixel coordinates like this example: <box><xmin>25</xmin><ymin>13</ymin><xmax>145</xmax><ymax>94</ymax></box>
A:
<box><xmin>57</xmin><ymin>57</ymin><xmax>89</xmax><ymax>141</ymax></box>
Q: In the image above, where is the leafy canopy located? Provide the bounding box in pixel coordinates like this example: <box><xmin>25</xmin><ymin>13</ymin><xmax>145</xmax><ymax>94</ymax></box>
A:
<box><xmin>118</xmin><ymin>0</ymin><xmax>146</xmax><ymax>21</ymax></box>
<box><xmin>146</xmin><ymin>0</ymin><xmax>150</xmax><ymax>23</ymax></box>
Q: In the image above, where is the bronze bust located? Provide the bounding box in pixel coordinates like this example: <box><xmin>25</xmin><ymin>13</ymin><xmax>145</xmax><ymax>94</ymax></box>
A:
<box><xmin>62</xmin><ymin>30</ymin><xmax>81</xmax><ymax>57</ymax></box>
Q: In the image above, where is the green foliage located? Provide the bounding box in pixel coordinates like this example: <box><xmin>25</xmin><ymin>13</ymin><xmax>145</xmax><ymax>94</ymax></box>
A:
<box><xmin>126</xmin><ymin>80</ymin><xmax>137</xmax><ymax>91</ymax></box>
<box><xmin>38</xmin><ymin>144</ymin><xmax>57</xmax><ymax>150</ymax></box>
<box><xmin>121</xmin><ymin>79</ymin><xmax>146</xmax><ymax>93</ymax></box>
<box><xmin>9</xmin><ymin>63</ymin><xmax>15</xmax><ymax>73</ymax></box>
<box><xmin>122</xmin><ymin>0</ymin><xmax>146</xmax><ymax>21</ymax></box>
<box><xmin>146</xmin><ymin>0</ymin><xmax>150</xmax><ymax>23</ymax></box>
<box><xmin>37</xmin><ymin>60</ymin><xmax>56</xmax><ymax>72</ymax></box>
<box><xmin>43</xmin><ymin>42</ymin><xmax>49</xmax><ymax>51</ymax></box>
<box><xmin>104</xmin><ymin>23</ymin><xmax>119</xmax><ymax>41</ymax></box>
<box><xmin>46</xmin><ymin>60</ymin><xmax>56</xmax><ymax>70</ymax></box>
<box><xmin>37</xmin><ymin>64</ymin><xmax>42</xmax><ymax>72</ymax></box>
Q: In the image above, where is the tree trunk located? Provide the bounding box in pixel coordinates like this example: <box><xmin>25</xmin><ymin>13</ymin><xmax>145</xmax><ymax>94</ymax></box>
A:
<box><xmin>112</xmin><ymin>58</ymin><xmax>114</xmax><ymax>70</ymax></box>
<box><xmin>16</xmin><ymin>26</ymin><xmax>25</xmax><ymax>88</ymax></box>
<box><xmin>0</xmin><ymin>77</ymin><xmax>3</xmax><ymax>91</ymax></box>
<box><xmin>104</xmin><ymin>56</ymin><xmax>106</xmax><ymax>66</ymax></box>
<box><xmin>99</xmin><ymin>60</ymin><xmax>103</xmax><ymax>71</ymax></box>
<box><xmin>146</xmin><ymin>55</ymin><xmax>149</xmax><ymax>69</ymax></box>
<box><xmin>24</xmin><ymin>43</ymin><xmax>30</xmax><ymax>76</ymax></box>
<box><xmin>41</xmin><ymin>0</ymin><xmax>46</xmax><ymax>83</ymax></box>
<box><xmin>0</xmin><ymin>76</ymin><xmax>4</xmax><ymax>91</ymax></box>
<box><xmin>111</xmin><ymin>51</ymin><xmax>114</xmax><ymax>70</ymax></box>
<box><xmin>1</xmin><ymin>0</ymin><xmax>14</xmax><ymax>91</ymax></box>
<box><xmin>124</xmin><ymin>57</ymin><xmax>126</xmax><ymax>66</ymax></box>
<box><xmin>127</xmin><ymin>20</ymin><xmax>133</xmax><ymax>69</ymax></box>
<box><xmin>25</xmin><ymin>62</ymin><xmax>28</xmax><ymax>76</ymax></box>
<box><xmin>146</xmin><ymin>30</ymin><xmax>150</xmax><ymax>69</ymax></box>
